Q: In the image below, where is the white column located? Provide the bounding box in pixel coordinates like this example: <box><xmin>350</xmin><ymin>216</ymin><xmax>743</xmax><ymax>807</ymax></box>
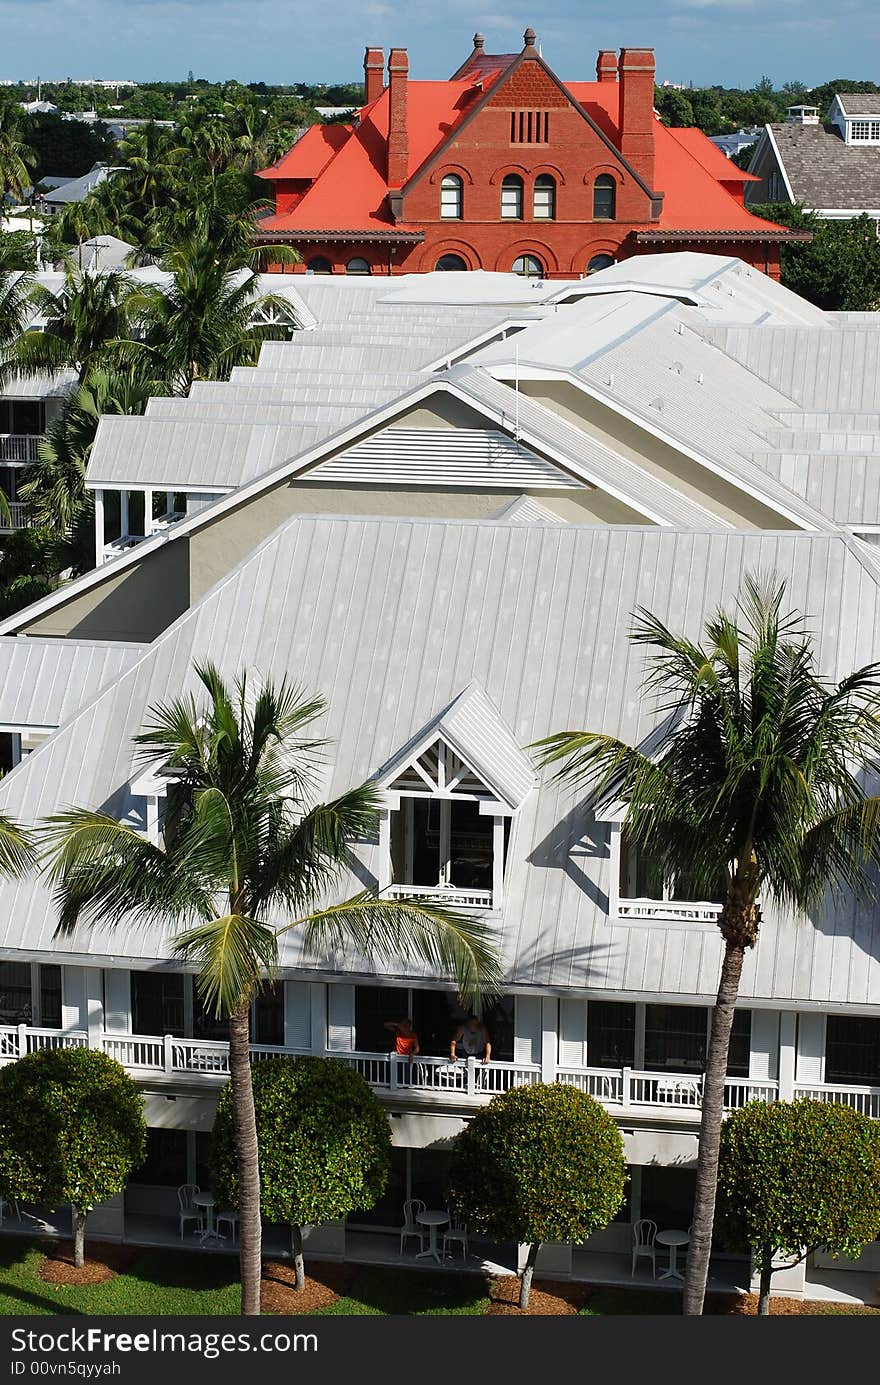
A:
<box><xmin>145</xmin><ymin>794</ymin><xmax>159</xmax><ymax>845</ymax></box>
<box><xmin>143</xmin><ymin>488</ymin><xmax>154</xmax><ymax>536</ymax></box>
<box><xmin>492</xmin><ymin>816</ymin><xmax>505</xmax><ymax>908</ymax></box>
<box><xmin>119</xmin><ymin>489</ymin><xmax>129</xmax><ymax>538</ymax></box>
<box><xmin>94</xmin><ymin>488</ymin><xmax>105</xmax><ymax>565</ymax></box>
<box><xmin>378</xmin><ymin>809</ymin><xmax>391</xmax><ymax>891</ymax></box>
<box><xmin>541</xmin><ymin>995</ymin><xmax>558</xmax><ymax>1082</ymax></box>
<box><xmin>309</xmin><ymin>982</ymin><xmax>328</xmax><ymax>1053</ymax></box>
<box><xmin>778</xmin><ymin>1011</ymin><xmax>797</xmax><ymax>1100</ymax></box>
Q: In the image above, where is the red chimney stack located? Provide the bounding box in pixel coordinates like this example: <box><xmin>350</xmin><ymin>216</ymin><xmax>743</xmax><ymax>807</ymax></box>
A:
<box><xmin>618</xmin><ymin>48</ymin><xmax>656</xmax><ymax>189</ymax></box>
<box><xmin>364</xmin><ymin>47</ymin><xmax>384</xmax><ymax>106</ymax></box>
<box><xmin>596</xmin><ymin>50</ymin><xmax>617</xmax><ymax>83</ymax></box>
<box><xmin>387</xmin><ymin>48</ymin><xmax>409</xmax><ymax>188</ymax></box>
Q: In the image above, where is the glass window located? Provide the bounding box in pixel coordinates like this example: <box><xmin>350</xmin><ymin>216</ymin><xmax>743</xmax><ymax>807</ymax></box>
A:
<box><xmin>481</xmin><ymin>995</ymin><xmax>514</xmax><ymax>1062</ymax></box>
<box><xmin>253</xmin><ymin>980</ymin><xmax>284</xmax><ymax>1047</ymax></box>
<box><xmin>644</xmin><ymin>1004</ymin><xmax>708</xmax><ymax>1073</ymax></box>
<box><xmin>131</xmin><ymin>970</ymin><xmax>185</xmax><ymax>1037</ymax></box>
<box><xmin>306</xmin><ymin>256</ymin><xmax>332</xmax><ymax>274</ymax></box>
<box><xmin>10</xmin><ymin>400</ymin><xmax>42</xmax><ymax>434</ymax></box>
<box><xmin>192</xmin><ymin>984</ymin><xmax>228</xmax><ymax>1041</ymax></box>
<box><xmin>411</xmin><ymin>989</ymin><xmax>468</xmax><ymax>1057</ymax></box>
<box><xmin>587</xmin><ymin>1000</ymin><xmax>636</xmax><ymax>1068</ymax></box>
<box><xmin>440</xmin><ymin>174</ymin><xmax>463</xmax><ymax>219</ymax></box>
<box><xmin>587</xmin><ymin>253</ymin><xmax>615</xmax><ymax>275</ymax></box>
<box><xmin>727</xmin><ymin>1009</ymin><xmax>751</xmax><ymax>1078</ymax></box>
<box><xmin>533</xmin><ymin>174</ymin><xmax>556</xmax><ymax>220</ymax></box>
<box><xmin>511</xmin><ymin>254</ymin><xmax>543</xmax><ymax>277</ymax></box>
<box><xmin>619</xmin><ymin>831</ymin><xmax>725</xmax><ymax>904</ymax></box>
<box><xmin>133</xmin><ymin>1129</ymin><xmax>187</xmax><ymax>1187</ymax></box>
<box><xmin>435</xmin><ymin>253</ymin><xmax>468</xmax><ymax>271</ymax></box>
<box><xmin>0</xmin><ymin>961</ymin><xmax>33</xmax><ymax>1023</ymax></box>
<box><xmin>825</xmin><ymin>1015</ymin><xmax>880</xmax><ymax>1085</ymax></box>
<box><xmin>40</xmin><ymin>965</ymin><xmax>62</xmax><ymax>1029</ymax></box>
<box><xmin>501</xmin><ymin>174</ymin><xmax>523</xmax><ymax>220</ymax></box>
<box><xmin>448</xmin><ymin>800</ymin><xmax>493</xmax><ymax>891</ymax></box>
<box><xmin>593</xmin><ymin>175</ymin><xmax>616</xmax><ymax>220</ymax></box>
<box><xmin>355</xmin><ymin>984</ymin><xmax>407</xmax><ymax>1053</ymax></box>
<box><xmin>346</xmin><ymin>257</ymin><xmax>371</xmax><ymax>275</ymax></box>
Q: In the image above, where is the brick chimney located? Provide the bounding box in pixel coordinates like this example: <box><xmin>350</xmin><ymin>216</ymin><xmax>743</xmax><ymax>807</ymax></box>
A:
<box><xmin>618</xmin><ymin>48</ymin><xmax>656</xmax><ymax>188</ymax></box>
<box><xmin>364</xmin><ymin>47</ymin><xmax>384</xmax><ymax>106</ymax></box>
<box><xmin>387</xmin><ymin>48</ymin><xmax>409</xmax><ymax>188</ymax></box>
<box><xmin>596</xmin><ymin>50</ymin><xmax>617</xmax><ymax>83</ymax></box>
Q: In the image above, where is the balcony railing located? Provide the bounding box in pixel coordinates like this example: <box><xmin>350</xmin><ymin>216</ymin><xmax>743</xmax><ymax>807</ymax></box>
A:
<box><xmin>0</xmin><ymin>502</ymin><xmax>33</xmax><ymax>531</ymax></box>
<box><xmin>0</xmin><ymin>434</ymin><xmax>41</xmax><ymax>463</ymax></box>
<box><xmin>1</xmin><ymin>1023</ymin><xmax>875</xmax><ymax>1120</ymax></box>
<box><xmin>385</xmin><ymin>883</ymin><xmax>496</xmax><ymax>910</ymax></box>
<box><xmin>617</xmin><ymin>898</ymin><xmax>723</xmax><ymax>924</ymax></box>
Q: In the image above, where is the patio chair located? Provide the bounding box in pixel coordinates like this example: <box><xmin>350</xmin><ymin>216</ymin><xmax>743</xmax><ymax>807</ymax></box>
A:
<box><xmin>177</xmin><ymin>1184</ymin><xmax>204</xmax><ymax>1240</ymax></box>
<box><xmin>400</xmin><ymin>1199</ymin><xmax>426</xmax><ymax>1255</ymax></box>
<box><xmin>631</xmin><ymin>1219</ymin><xmax>658</xmax><ymax>1278</ymax></box>
<box><xmin>216</xmin><ymin>1210</ymin><xmax>240</xmax><ymax>1243</ymax></box>
<box><xmin>0</xmin><ymin>1196</ymin><xmax>21</xmax><ymax>1226</ymax></box>
<box><xmin>442</xmin><ymin>1214</ymin><xmax>469</xmax><ymax>1260</ymax></box>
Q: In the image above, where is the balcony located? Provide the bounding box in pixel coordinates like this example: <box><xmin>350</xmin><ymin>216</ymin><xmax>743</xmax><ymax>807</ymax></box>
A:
<box><xmin>385</xmin><ymin>882</ymin><xmax>496</xmax><ymax>910</ymax></box>
<box><xmin>0</xmin><ymin>502</ymin><xmax>33</xmax><ymax>532</ymax></box>
<box><xmin>0</xmin><ymin>434</ymin><xmax>41</xmax><ymax>463</ymax></box>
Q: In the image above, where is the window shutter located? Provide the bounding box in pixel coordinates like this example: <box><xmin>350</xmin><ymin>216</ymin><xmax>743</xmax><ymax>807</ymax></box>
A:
<box><xmin>558</xmin><ymin>997</ymin><xmax>587</xmax><ymax>1067</ymax></box>
<box><xmin>514</xmin><ymin>995</ymin><xmax>542</xmax><ymax>1065</ymax></box>
<box><xmin>283</xmin><ymin>981</ymin><xmax>312</xmax><ymax>1050</ymax></box>
<box><xmin>795</xmin><ymin>1012</ymin><xmax>826</xmax><ymax>1083</ymax></box>
<box><xmin>104</xmin><ymin>969</ymin><xmax>131</xmax><ymax>1034</ymax></box>
<box><xmin>327</xmin><ymin>983</ymin><xmax>355</xmax><ymax>1051</ymax></box>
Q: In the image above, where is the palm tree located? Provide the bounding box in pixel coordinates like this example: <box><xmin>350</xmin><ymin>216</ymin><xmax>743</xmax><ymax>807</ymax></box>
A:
<box><xmin>0</xmin><ymin>106</ymin><xmax>36</xmax><ymax>203</ymax></box>
<box><xmin>6</xmin><ymin>268</ymin><xmax>136</xmax><ymax>384</ymax></box>
<box><xmin>123</xmin><ymin>237</ymin><xmax>295</xmax><ymax>394</ymax></box>
<box><xmin>532</xmin><ymin>575</ymin><xmax>880</xmax><ymax>1315</ymax></box>
<box><xmin>20</xmin><ymin>368</ymin><xmax>166</xmax><ymax>538</ymax></box>
<box><xmin>0</xmin><ymin>813</ymin><xmax>35</xmax><ymax>873</ymax></box>
<box><xmin>42</xmin><ymin>662</ymin><xmax>501</xmax><ymax>1315</ymax></box>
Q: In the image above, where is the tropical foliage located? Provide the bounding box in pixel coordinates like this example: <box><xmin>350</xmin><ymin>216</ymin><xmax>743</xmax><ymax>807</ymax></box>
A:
<box><xmin>0</xmin><ymin>1047</ymin><xmax>146</xmax><ymax>1267</ymax></box>
<box><xmin>718</xmin><ymin>1099</ymin><xmax>880</xmax><ymax>1313</ymax></box>
<box><xmin>447</xmin><ymin>1083</ymin><xmax>626</xmax><ymax>1309</ymax></box>
<box><xmin>533</xmin><ymin>574</ymin><xmax>880</xmax><ymax>1314</ymax></box>
<box><xmin>211</xmin><ymin>1056</ymin><xmax>392</xmax><ymax>1290</ymax></box>
<box><xmin>40</xmin><ymin>661</ymin><xmax>501</xmax><ymax>1314</ymax></box>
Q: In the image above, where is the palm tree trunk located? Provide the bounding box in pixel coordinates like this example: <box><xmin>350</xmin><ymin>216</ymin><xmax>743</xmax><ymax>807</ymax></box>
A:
<box><xmin>72</xmin><ymin>1207</ymin><xmax>86</xmax><ymax>1269</ymax></box>
<box><xmin>757</xmin><ymin>1249</ymin><xmax>773</xmax><ymax>1315</ymax></box>
<box><xmin>229</xmin><ymin>1002</ymin><xmax>262</xmax><ymax>1315</ymax></box>
<box><xmin>519</xmin><ymin>1242</ymin><xmax>540</xmax><ymax>1310</ymax></box>
<box><xmin>291</xmin><ymin>1224</ymin><xmax>305</xmax><ymax>1291</ymax></box>
<box><xmin>682</xmin><ymin>940</ymin><xmax>745</xmax><ymax>1316</ymax></box>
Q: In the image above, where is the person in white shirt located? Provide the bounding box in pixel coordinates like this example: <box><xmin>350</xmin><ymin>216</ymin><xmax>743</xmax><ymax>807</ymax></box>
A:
<box><xmin>450</xmin><ymin>1014</ymin><xmax>491</xmax><ymax>1065</ymax></box>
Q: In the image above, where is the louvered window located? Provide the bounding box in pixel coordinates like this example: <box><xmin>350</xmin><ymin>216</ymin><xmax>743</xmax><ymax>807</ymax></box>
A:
<box><xmin>509</xmin><ymin>110</ymin><xmax>549</xmax><ymax>144</ymax></box>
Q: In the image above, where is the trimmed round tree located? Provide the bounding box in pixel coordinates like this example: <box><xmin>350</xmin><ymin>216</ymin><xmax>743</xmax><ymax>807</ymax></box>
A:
<box><xmin>718</xmin><ymin>1099</ymin><xmax>880</xmax><ymax>1314</ymax></box>
<box><xmin>447</xmin><ymin>1082</ymin><xmax>626</xmax><ymax>1309</ymax></box>
<box><xmin>211</xmin><ymin>1056</ymin><xmax>391</xmax><ymax>1290</ymax></box>
<box><xmin>0</xmin><ymin>1046</ymin><xmax>146</xmax><ymax>1267</ymax></box>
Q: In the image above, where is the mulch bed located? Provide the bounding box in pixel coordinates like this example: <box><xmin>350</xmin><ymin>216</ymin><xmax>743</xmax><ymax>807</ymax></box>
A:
<box><xmin>717</xmin><ymin>1291</ymin><xmax>880</xmax><ymax>1316</ymax></box>
<box><xmin>37</xmin><ymin>1240</ymin><xmax>138</xmax><ymax>1287</ymax></box>
<box><xmin>260</xmin><ymin>1258</ymin><xmax>356</xmax><ymax>1315</ymax></box>
<box><xmin>486</xmin><ymin>1275</ymin><xmax>593</xmax><ymax>1315</ymax></box>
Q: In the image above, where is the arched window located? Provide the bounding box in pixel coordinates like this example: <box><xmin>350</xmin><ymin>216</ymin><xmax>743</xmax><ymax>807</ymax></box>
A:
<box><xmin>533</xmin><ymin>174</ymin><xmax>556</xmax><ymax>220</ymax></box>
<box><xmin>346</xmin><ymin>257</ymin><xmax>371</xmax><ymax>275</ymax></box>
<box><xmin>501</xmin><ymin>174</ymin><xmax>524</xmax><ymax>220</ymax></box>
<box><xmin>306</xmin><ymin>256</ymin><xmax>332</xmax><ymax>274</ymax></box>
<box><xmin>587</xmin><ymin>254</ymin><xmax>615</xmax><ymax>275</ymax></box>
<box><xmin>593</xmin><ymin>175</ymin><xmax>616</xmax><ymax>220</ymax></box>
<box><xmin>440</xmin><ymin>174</ymin><xmax>463</xmax><ymax>220</ymax></box>
<box><xmin>511</xmin><ymin>254</ymin><xmax>544</xmax><ymax>278</ymax></box>
<box><xmin>435</xmin><ymin>253</ymin><xmax>468</xmax><ymax>271</ymax></box>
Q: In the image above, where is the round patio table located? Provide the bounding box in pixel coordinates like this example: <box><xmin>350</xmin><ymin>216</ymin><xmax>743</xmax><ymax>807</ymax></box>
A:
<box><xmin>192</xmin><ymin>1191</ymin><xmax>224</xmax><ymax>1248</ymax></box>
<box><xmin>416</xmin><ymin>1209</ymin><xmax>449</xmax><ymax>1265</ymax></box>
<box><xmin>656</xmin><ymin>1229</ymin><xmax>689</xmax><ymax>1281</ymax></box>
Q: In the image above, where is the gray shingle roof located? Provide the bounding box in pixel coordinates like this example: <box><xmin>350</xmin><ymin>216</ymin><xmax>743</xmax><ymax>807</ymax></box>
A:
<box><xmin>766</xmin><ymin>123</ymin><xmax>880</xmax><ymax>210</ymax></box>
<box><xmin>836</xmin><ymin>93</ymin><xmax>880</xmax><ymax>116</ymax></box>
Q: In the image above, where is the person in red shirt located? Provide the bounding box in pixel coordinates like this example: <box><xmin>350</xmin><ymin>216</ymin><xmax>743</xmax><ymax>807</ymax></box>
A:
<box><xmin>383</xmin><ymin>1017</ymin><xmax>420</xmax><ymax>1060</ymax></box>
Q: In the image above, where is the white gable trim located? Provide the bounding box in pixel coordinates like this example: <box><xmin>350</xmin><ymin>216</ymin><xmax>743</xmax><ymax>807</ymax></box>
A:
<box><xmin>764</xmin><ymin>125</ymin><xmax>797</xmax><ymax>204</ymax></box>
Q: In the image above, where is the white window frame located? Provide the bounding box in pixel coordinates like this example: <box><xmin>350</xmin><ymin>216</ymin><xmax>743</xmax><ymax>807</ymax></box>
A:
<box><xmin>607</xmin><ymin>822</ymin><xmax>724</xmax><ymax>925</ymax></box>
<box><xmin>533</xmin><ymin>175</ymin><xmax>556</xmax><ymax>220</ymax></box>
<box><xmin>440</xmin><ymin>174</ymin><xmax>463</xmax><ymax>219</ymax></box>
<box><xmin>849</xmin><ymin>119</ymin><xmax>880</xmax><ymax>143</ymax></box>
<box><xmin>501</xmin><ymin>176</ymin><xmax>523</xmax><ymax>220</ymax></box>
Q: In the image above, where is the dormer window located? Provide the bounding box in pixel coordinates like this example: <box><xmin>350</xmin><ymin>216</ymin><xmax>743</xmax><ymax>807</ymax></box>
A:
<box><xmin>850</xmin><ymin>119</ymin><xmax>880</xmax><ymax>142</ymax></box>
<box><xmin>609</xmin><ymin>825</ymin><xmax>725</xmax><ymax>923</ymax></box>
<box><xmin>372</xmin><ymin>683</ymin><xmax>535</xmax><ymax>912</ymax></box>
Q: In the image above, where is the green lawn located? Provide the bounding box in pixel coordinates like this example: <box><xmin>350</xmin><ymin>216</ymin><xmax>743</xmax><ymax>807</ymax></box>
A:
<box><xmin>317</xmin><ymin>1266</ymin><xmax>489</xmax><ymax>1315</ymax></box>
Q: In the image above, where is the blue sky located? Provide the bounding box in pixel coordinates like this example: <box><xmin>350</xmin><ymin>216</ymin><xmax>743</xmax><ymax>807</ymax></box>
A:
<box><xmin>2</xmin><ymin>0</ymin><xmax>878</xmax><ymax>88</ymax></box>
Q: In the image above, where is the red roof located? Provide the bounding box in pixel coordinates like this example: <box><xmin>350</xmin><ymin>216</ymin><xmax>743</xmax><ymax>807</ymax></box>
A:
<box><xmin>259</xmin><ymin>66</ymin><xmax>785</xmax><ymax>241</ymax></box>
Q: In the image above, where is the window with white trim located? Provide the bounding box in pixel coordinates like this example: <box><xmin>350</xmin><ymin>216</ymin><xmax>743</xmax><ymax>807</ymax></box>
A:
<box><xmin>850</xmin><ymin>119</ymin><xmax>880</xmax><ymax>142</ymax></box>
<box><xmin>612</xmin><ymin>825</ymin><xmax>726</xmax><ymax>922</ymax></box>
<box><xmin>379</xmin><ymin>740</ymin><xmax>512</xmax><ymax>910</ymax></box>
<box><xmin>501</xmin><ymin>174</ymin><xmax>524</xmax><ymax>219</ymax></box>
<box><xmin>533</xmin><ymin>174</ymin><xmax>556</xmax><ymax>220</ymax></box>
<box><xmin>440</xmin><ymin>173</ymin><xmax>463</xmax><ymax>219</ymax></box>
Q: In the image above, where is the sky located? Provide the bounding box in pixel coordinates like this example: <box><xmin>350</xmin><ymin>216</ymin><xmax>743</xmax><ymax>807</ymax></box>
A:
<box><xmin>2</xmin><ymin>0</ymin><xmax>879</xmax><ymax>89</ymax></box>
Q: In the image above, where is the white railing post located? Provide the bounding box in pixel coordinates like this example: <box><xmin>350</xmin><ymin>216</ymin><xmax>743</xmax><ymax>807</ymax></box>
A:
<box><xmin>163</xmin><ymin>1033</ymin><xmax>174</xmax><ymax>1076</ymax></box>
<box><xmin>467</xmin><ymin>1057</ymin><xmax>477</xmax><ymax>1098</ymax></box>
<box><xmin>622</xmin><ymin>1066</ymin><xmax>632</xmax><ymax>1107</ymax></box>
<box><xmin>17</xmin><ymin>1023</ymin><xmax>27</xmax><ymax>1058</ymax></box>
<box><xmin>389</xmin><ymin>1053</ymin><xmax>399</xmax><ymax>1092</ymax></box>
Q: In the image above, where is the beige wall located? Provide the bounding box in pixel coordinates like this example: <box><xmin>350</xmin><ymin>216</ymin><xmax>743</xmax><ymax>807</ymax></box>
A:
<box><xmin>521</xmin><ymin>381</ymin><xmax>799</xmax><ymax>530</ymax></box>
<box><xmin>19</xmin><ymin>542</ymin><xmax>190</xmax><ymax>642</ymax></box>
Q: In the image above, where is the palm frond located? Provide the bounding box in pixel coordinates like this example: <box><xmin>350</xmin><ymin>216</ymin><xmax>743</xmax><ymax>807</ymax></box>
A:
<box><xmin>173</xmin><ymin>913</ymin><xmax>279</xmax><ymax>1018</ymax></box>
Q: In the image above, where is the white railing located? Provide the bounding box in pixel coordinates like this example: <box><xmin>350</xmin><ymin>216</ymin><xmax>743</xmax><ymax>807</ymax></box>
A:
<box><xmin>325</xmin><ymin>1050</ymin><xmax>392</xmax><ymax>1088</ymax></box>
<box><xmin>556</xmin><ymin>1066</ymin><xmax>626</xmax><ymax>1102</ymax></box>
<box><xmin>385</xmin><ymin>883</ymin><xmax>496</xmax><ymax>910</ymax></box>
<box><xmin>0</xmin><ymin>1024</ymin><xmax>88</xmax><ymax>1059</ymax></box>
<box><xmin>102</xmin><ymin>1033</ymin><xmax>165</xmax><ymax>1070</ymax></box>
<box><xmin>0</xmin><ymin>434</ymin><xmax>41</xmax><ymax>462</ymax></box>
<box><xmin>0</xmin><ymin>502</ymin><xmax>32</xmax><ymax>530</ymax></box>
<box><xmin>388</xmin><ymin>1053</ymin><xmax>540</xmax><ymax>1098</ymax></box>
<box><xmin>617</xmin><ymin>899</ymin><xmax>723</xmax><ymax>924</ymax></box>
<box><xmin>793</xmin><ymin>1081</ymin><xmax>880</xmax><ymax>1120</ymax></box>
<box><xmin>556</xmin><ymin>1066</ymin><xmax>777</xmax><ymax>1111</ymax></box>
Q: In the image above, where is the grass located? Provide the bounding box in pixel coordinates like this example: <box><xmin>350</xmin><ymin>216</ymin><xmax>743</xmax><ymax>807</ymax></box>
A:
<box><xmin>316</xmin><ymin>1266</ymin><xmax>490</xmax><ymax>1316</ymax></box>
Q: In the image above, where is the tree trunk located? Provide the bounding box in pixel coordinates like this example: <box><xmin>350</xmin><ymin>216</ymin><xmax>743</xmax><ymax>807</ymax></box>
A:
<box><xmin>682</xmin><ymin>940</ymin><xmax>745</xmax><ymax>1316</ymax></box>
<box><xmin>291</xmin><ymin>1224</ymin><xmax>305</xmax><ymax>1292</ymax></box>
<box><xmin>229</xmin><ymin>1003</ymin><xmax>262</xmax><ymax>1315</ymax></box>
<box><xmin>72</xmin><ymin>1207</ymin><xmax>86</xmax><ymax>1269</ymax></box>
<box><xmin>757</xmin><ymin>1249</ymin><xmax>773</xmax><ymax>1315</ymax></box>
<box><xmin>519</xmin><ymin>1243</ymin><xmax>540</xmax><ymax>1311</ymax></box>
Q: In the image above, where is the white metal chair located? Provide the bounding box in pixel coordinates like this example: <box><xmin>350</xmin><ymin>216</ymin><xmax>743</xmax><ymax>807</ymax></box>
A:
<box><xmin>400</xmin><ymin>1198</ymin><xmax>426</xmax><ymax>1255</ymax></box>
<box><xmin>178</xmin><ymin>1184</ymin><xmax>204</xmax><ymax>1240</ymax></box>
<box><xmin>631</xmin><ymin>1218</ymin><xmax>658</xmax><ymax>1278</ymax></box>
<box><xmin>442</xmin><ymin>1214</ymin><xmax>469</xmax><ymax>1260</ymax></box>
<box><xmin>216</xmin><ymin>1210</ymin><xmax>239</xmax><ymax>1243</ymax></box>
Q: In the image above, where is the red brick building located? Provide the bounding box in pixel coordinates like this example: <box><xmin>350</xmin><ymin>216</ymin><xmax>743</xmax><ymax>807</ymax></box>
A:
<box><xmin>257</xmin><ymin>29</ymin><xmax>797</xmax><ymax>279</ymax></box>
